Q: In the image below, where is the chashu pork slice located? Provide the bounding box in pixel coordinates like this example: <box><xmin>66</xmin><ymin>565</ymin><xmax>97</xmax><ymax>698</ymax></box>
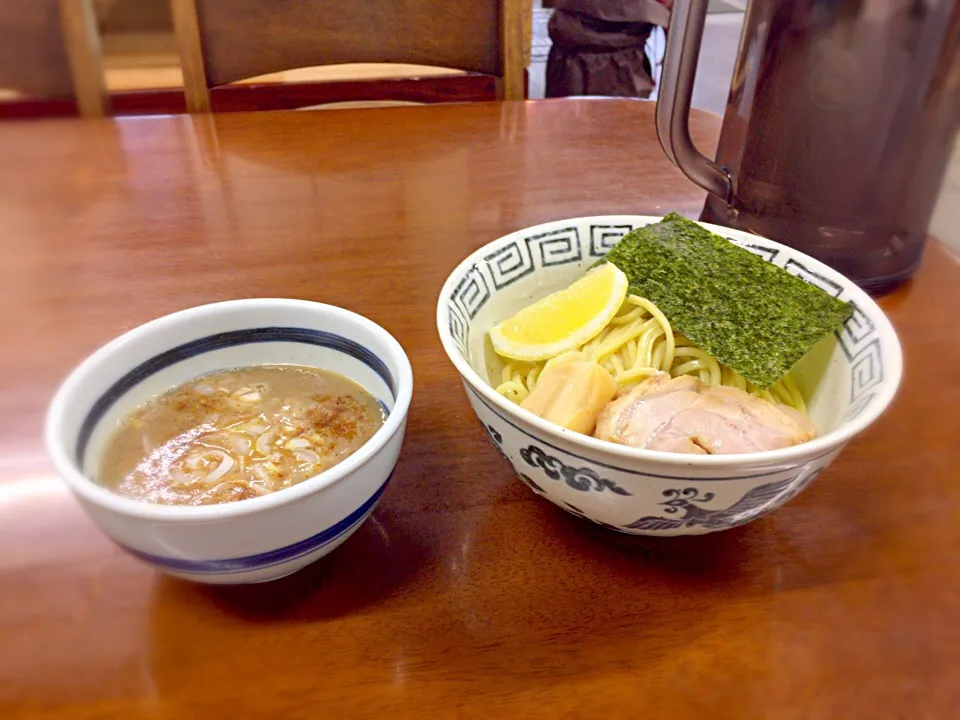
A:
<box><xmin>593</xmin><ymin>373</ymin><xmax>816</xmax><ymax>455</ymax></box>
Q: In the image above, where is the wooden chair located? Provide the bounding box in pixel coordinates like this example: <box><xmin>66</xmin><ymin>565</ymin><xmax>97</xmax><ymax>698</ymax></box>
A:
<box><xmin>170</xmin><ymin>0</ymin><xmax>528</xmax><ymax>113</ymax></box>
<box><xmin>0</xmin><ymin>0</ymin><xmax>109</xmax><ymax>118</ymax></box>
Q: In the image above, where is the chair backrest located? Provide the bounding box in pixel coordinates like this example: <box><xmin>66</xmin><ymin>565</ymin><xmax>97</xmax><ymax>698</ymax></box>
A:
<box><xmin>0</xmin><ymin>0</ymin><xmax>109</xmax><ymax>117</ymax></box>
<box><xmin>170</xmin><ymin>0</ymin><xmax>527</xmax><ymax>113</ymax></box>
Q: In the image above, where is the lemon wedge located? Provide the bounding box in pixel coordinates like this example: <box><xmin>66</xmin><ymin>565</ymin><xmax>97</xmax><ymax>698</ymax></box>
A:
<box><xmin>490</xmin><ymin>263</ymin><xmax>629</xmax><ymax>361</ymax></box>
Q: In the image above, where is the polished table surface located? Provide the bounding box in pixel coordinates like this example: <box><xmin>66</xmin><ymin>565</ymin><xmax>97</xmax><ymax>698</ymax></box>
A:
<box><xmin>1</xmin><ymin>100</ymin><xmax>959</xmax><ymax>718</ymax></box>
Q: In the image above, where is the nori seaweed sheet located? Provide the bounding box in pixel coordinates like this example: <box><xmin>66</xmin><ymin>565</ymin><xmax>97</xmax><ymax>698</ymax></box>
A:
<box><xmin>595</xmin><ymin>213</ymin><xmax>854</xmax><ymax>388</ymax></box>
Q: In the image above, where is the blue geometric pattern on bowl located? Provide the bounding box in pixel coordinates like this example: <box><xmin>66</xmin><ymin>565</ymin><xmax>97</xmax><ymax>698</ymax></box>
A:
<box><xmin>620</xmin><ymin>469</ymin><xmax>824</xmax><ymax>532</ymax></box>
<box><xmin>518</xmin><ymin>445</ymin><xmax>632</xmax><ymax>496</ymax></box>
<box><xmin>482</xmin><ymin>410</ymin><xmax>828</xmax><ymax>534</ymax></box>
<box><xmin>444</xmin><ymin>221</ymin><xmax>882</xmax><ymax>422</ymax></box>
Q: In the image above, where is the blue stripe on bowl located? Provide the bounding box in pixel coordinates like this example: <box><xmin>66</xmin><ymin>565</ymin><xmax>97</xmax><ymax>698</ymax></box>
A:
<box><xmin>117</xmin><ymin>472</ymin><xmax>393</xmax><ymax>575</ymax></box>
<box><xmin>76</xmin><ymin>327</ymin><xmax>396</xmax><ymax>466</ymax></box>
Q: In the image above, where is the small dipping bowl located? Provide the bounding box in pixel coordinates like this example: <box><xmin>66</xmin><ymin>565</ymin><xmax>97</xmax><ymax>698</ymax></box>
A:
<box><xmin>437</xmin><ymin>216</ymin><xmax>903</xmax><ymax>535</ymax></box>
<box><xmin>45</xmin><ymin>299</ymin><xmax>413</xmax><ymax>584</ymax></box>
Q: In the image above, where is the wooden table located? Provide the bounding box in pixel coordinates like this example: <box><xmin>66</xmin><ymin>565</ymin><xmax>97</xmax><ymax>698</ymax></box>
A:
<box><xmin>2</xmin><ymin>100</ymin><xmax>959</xmax><ymax>718</ymax></box>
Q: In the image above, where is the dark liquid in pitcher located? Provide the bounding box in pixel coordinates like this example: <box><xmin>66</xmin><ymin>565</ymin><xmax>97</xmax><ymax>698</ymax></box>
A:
<box><xmin>701</xmin><ymin>0</ymin><xmax>960</xmax><ymax>294</ymax></box>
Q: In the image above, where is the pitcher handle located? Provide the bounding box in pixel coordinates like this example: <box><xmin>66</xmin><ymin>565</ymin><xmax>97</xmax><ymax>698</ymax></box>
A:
<box><xmin>656</xmin><ymin>0</ymin><xmax>733</xmax><ymax>203</ymax></box>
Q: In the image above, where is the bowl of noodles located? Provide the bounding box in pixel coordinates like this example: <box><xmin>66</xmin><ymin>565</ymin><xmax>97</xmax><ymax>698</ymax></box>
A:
<box><xmin>436</xmin><ymin>215</ymin><xmax>902</xmax><ymax>535</ymax></box>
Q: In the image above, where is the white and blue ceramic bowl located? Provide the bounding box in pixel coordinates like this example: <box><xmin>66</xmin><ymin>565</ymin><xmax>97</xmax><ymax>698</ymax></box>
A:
<box><xmin>437</xmin><ymin>216</ymin><xmax>903</xmax><ymax>535</ymax></box>
<box><xmin>45</xmin><ymin>299</ymin><xmax>413</xmax><ymax>584</ymax></box>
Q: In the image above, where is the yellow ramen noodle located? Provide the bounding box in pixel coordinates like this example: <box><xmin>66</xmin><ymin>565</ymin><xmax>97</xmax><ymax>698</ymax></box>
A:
<box><xmin>494</xmin><ymin>295</ymin><xmax>806</xmax><ymax>414</ymax></box>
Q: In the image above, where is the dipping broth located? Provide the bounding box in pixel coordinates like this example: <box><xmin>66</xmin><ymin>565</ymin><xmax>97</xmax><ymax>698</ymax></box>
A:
<box><xmin>99</xmin><ymin>365</ymin><xmax>385</xmax><ymax>506</ymax></box>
